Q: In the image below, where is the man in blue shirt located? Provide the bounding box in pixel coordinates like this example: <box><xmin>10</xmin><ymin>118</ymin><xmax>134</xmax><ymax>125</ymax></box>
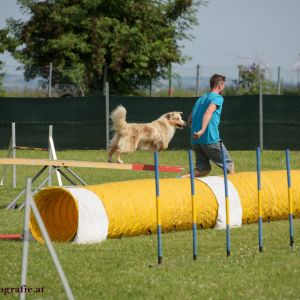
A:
<box><xmin>183</xmin><ymin>74</ymin><xmax>234</xmax><ymax>177</ymax></box>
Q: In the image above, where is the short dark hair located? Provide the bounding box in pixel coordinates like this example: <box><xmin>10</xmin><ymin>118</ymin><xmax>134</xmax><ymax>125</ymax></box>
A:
<box><xmin>210</xmin><ymin>74</ymin><xmax>226</xmax><ymax>89</ymax></box>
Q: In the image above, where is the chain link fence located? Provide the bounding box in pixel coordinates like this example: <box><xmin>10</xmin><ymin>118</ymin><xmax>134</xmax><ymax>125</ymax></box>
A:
<box><xmin>1</xmin><ymin>64</ymin><xmax>98</xmax><ymax>97</ymax></box>
<box><xmin>151</xmin><ymin>65</ymin><xmax>300</xmax><ymax>97</ymax></box>
<box><xmin>1</xmin><ymin>64</ymin><xmax>300</xmax><ymax>98</ymax></box>
<box><xmin>0</xmin><ymin>93</ymin><xmax>300</xmax><ymax>151</ymax></box>
<box><xmin>263</xmin><ymin>95</ymin><xmax>300</xmax><ymax>150</ymax></box>
<box><xmin>1</xmin><ymin>62</ymin><xmax>300</xmax><ymax>151</ymax></box>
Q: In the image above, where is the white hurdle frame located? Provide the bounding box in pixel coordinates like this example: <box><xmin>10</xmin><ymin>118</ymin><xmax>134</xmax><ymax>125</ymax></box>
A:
<box><xmin>0</xmin><ymin>123</ymin><xmax>61</xmax><ymax>188</ymax></box>
<box><xmin>0</xmin><ymin>135</ymin><xmax>13</xmax><ymax>186</ymax></box>
<box><xmin>48</xmin><ymin>125</ymin><xmax>62</xmax><ymax>186</ymax></box>
<box><xmin>0</xmin><ymin>123</ymin><xmax>16</xmax><ymax>187</ymax></box>
<box><xmin>20</xmin><ymin>177</ymin><xmax>75</xmax><ymax>300</ymax></box>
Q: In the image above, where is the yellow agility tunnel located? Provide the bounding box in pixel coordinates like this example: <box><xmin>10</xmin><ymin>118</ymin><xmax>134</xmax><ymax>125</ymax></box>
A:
<box><xmin>30</xmin><ymin>170</ymin><xmax>300</xmax><ymax>244</ymax></box>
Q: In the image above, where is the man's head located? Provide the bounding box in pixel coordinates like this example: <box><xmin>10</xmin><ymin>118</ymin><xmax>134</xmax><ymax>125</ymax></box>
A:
<box><xmin>210</xmin><ymin>74</ymin><xmax>226</xmax><ymax>94</ymax></box>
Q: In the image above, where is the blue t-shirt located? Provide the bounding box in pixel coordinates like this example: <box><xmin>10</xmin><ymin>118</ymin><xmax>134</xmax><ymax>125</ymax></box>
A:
<box><xmin>191</xmin><ymin>92</ymin><xmax>224</xmax><ymax>144</ymax></box>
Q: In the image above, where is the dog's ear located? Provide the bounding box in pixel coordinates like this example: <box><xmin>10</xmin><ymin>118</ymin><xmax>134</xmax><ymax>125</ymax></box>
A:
<box><xmin>166</xmin><ymin>113</ymin><xmax>172</xmax><ymax>120</ymax></box>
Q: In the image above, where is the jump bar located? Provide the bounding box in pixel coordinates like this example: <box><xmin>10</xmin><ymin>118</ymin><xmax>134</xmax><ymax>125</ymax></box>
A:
<box><xmin>0</xmin><ymin>234</ymin><xmax>23</xmax><ymax>240</ymax></box>
<box><xmin>15</xmin><ymin>146</ymin><xmax>48</xmax><ymax>151</ymax></box>
<box><xmin>0</xmin><ymin>158</ymin><xmax>183</xmax><ymax>173</ymax></box>
<box><xmin>132</xmin><ymin>163</ymin><xmax>183</xmax><ymax>173</ymax></box>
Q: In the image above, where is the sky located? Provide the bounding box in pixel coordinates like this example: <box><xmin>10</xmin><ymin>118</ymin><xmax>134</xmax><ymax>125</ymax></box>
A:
<box><xmin>1</xmin><ymin>0</ymin><xmax>300</xmax><ymax>78</ymax></box>
<box><xmin>184</xmin><ymin>0</ymin><xmax>300</xmax><ymax>71</ymax></box>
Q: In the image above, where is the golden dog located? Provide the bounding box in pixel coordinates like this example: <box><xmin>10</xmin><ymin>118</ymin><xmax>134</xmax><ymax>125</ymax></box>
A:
<box><xmin>108</xmin><ymin>105</ymin><xmax>186</xmax><ymax>163</ymax></box>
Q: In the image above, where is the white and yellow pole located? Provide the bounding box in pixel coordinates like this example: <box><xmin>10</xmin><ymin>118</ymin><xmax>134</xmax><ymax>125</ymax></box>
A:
<box><xmin>220</xmin><ymin>141</ymin><xmax>230</xmax><ymax>257</ymax></box>
<box><xmin>285</xmin><ymin>149</ymin><xmax>294</xmax><ymax>248</ymax></box>
<box><xmin>188</xmin><ymin>150</ymin><xmax>197</xmax><ymax>260</ymax></box>
<box><xmin>154</xmin><ymin>151</ymin><xmax>163</xmax><ymax>264</ymax></box>
<box><xmin>256</xmin><ymin>147</ymin><xmax>263</xmax><ymax>252</ymax></box>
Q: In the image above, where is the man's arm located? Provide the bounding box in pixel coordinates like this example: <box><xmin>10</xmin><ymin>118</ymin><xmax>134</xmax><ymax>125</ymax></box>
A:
<box><xmin>193</xmin><ymin>103</ymin><xmax>217</xmax><ymax>139</ymax></box>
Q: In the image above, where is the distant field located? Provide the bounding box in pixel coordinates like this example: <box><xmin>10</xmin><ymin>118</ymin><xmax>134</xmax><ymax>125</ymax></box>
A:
<box><xmin>0</xmin><ymin>149</ymin><xmax>300</xmax><ymax>299</ymax></box>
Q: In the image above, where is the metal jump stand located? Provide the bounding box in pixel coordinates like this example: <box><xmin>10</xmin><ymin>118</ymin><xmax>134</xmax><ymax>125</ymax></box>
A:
<box><xmin>3</xmin><ymin>123</ymin><xmax>86</xmax><ymax>210</ymax></box>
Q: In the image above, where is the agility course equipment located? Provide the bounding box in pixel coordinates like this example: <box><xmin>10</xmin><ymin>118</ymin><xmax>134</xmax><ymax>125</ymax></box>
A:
<box><xmin>188</xmin><ymin>150</ymin><xmax>197</xmax><ymax>260</ymax></box>
<box><xmin>0</xmin><ymin>123</ymin><xmax>61</xmax><ymax>188</ymax></box>
<box><xmin>0</xmin><ymin>234</ymin><xmax>23</xmax><ymax>241</ymax></box>
<box><xmin>21</xmin><ymin>177</ymin><xmax>74</xmax><ymax>300</ymax></box>
<box><xmin>29</xmin><ymin>170</ymin><xmax>300</xmax><ymax>244</ymax></box>
<box><xmin>0</xmin><ymin>158</ymin><xmax>183</xmax><ymax>210</ymax></box>
<box><xmin>220</xmin><ymin>141</ymin><xmax>231</xmax><ymax>257</ymax></box>
<box><xmin>285</xmin><ymin>149</ymin><xmax>294</xmax><ymax>248</ymax></box>
<box><xmin>0</xmin><ymin>158</ymin><xmax>183</xmax><ymax>173</ymax></box>
<box><xmin>256</xmin><ymin>147</ymin><xmax>263</xmax><ymax>252</ymax></box>
<box><xmin>154</xmin><ymin>152</ymin><xmax>163</xmax><ymax>264</ymax></box>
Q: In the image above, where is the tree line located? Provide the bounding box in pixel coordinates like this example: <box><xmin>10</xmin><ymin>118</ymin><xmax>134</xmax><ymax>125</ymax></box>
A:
<box><xmin>0</xmin><ymin>0</ymin><xmax>205</xmax><ymax>95</ymax></box>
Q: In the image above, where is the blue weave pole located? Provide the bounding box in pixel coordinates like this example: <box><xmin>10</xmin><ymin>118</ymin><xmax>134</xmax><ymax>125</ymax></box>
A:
<box><xmin>220</xmin><ymin>141</ymin><xmax>230</xmax><ymax>257</ymax></box>
<box><xmin>154</xmin><ymin>151</ymin><xmax>163</xmax><ymax>264</ymax></box>
<box><xmin>188</xmin><ymin>150</ymin><xmax>197</xmax><ymax>260</ymax></box>
<box><xmin>256</xmin><ymin>147</ymin><xmax>263</xmax><ymax>252</ymax></box>
<box><xmin>285</xmin><ymin>149</ymin><xmax>294</xmax><ymax>248</ymax></box>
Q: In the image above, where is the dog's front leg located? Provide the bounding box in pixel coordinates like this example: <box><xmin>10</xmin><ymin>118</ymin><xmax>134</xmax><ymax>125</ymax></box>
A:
<box><xmin>116</xmin><ymin>151</ymin><xmax>124</xmax><ymax>164</ymax></box>
<box><xmin>108</xmin><ymin>147</ymin><xmax>115</xmax><ymax>163</ymax></box>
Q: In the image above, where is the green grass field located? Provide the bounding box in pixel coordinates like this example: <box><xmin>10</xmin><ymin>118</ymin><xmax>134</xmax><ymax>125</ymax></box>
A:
<box><xmin>0</xmin><ymin>149</ymin><xmax>300</xmax><ymax>299</ymax></box>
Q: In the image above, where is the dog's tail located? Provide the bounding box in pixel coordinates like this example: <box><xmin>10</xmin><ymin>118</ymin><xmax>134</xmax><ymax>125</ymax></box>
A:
<box><xmin>110</xmin><ymin>105</ymin><xmax>127</xmax><ymax>131</ymax></box>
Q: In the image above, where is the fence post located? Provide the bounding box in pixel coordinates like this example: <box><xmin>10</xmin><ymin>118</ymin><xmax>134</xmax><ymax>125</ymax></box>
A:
<box><xmin>196</xmin><ymin>64</ymin><xmax>200</xmax><ymax>97</ymax></box>
<box><xmin>149</xmin><ymin>79</ymin><xmax>152</xmax><ymax>97</ymax></box>
<box><xmin>168</xmin><ymin>63</ymin><xmax>173</xmax><ymax>97</ymax></box>
<box><xmin>103</xmin><ymin>63</ymin><xmax>108</xmax><ymax>96</ymax></box>
<box><xmin>259</xmin><ymin>77</ymin><xmax>263</xmax><ymax>150</ymax></box>
<box><xmin>12</xmin><ymin>123</ymin><xmax>16</xmax><ymax>188</ymax></box>
<box><xmin>277</xmin><ymin>66</ymin><xmax>281</xmax><ymax>95</ymax></box>
<box><xmin>48</xmin><ymin>62</ymin><xmax>52</xmax><ymax>98</ymax></box>
<box><xmin>105</xmin><ymin>82</ymin><xmax>110</xmax><ymax>151</ymax></box>
<box><xmin>48</xmin><ymin>126</ymin><xmax>52</xmax><ymax>186</ymax></box>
